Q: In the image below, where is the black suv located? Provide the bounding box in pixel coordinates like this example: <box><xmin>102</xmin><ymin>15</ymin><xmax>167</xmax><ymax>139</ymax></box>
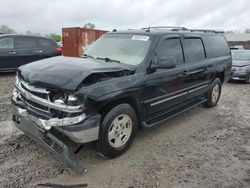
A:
<box><xmin>0</xmin><ymin>34</ymin><xmax>62</xmax><ymax>72</ymax></box>
<box><xmin>12</xmin><ymin>27</ymin><xmax>232</xmax><ymax>173</ymax></box>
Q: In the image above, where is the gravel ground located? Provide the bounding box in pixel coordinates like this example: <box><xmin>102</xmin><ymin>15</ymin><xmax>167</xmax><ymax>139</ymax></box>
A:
<box><xmin>0</xmin><ymin>73</ymin><xmax>249</xmax><ymax>188</ymax></box>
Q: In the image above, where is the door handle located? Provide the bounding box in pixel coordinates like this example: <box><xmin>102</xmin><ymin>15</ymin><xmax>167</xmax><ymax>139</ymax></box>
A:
<box><xmin>177</xmin><ymin>71</ymin><xmax>189</xmax><ymax>78</ymax></box>
<box><xmin>9</xmin><ymin>51</ymin><xmax>17</xmax><ymax>55</ymax></box>
<box><xmin>205</xmin><ymin>65</ymin><xmax>213</xmax><ymax>70</ymax></box>
<box><xmin>182</xmin><ymin>71</ymin><xmax>188</xmax><ymax>76</ymax></box>
<box><xmin>36</xmin><ymin>50</ymin><xmax>43</xmax><ymax>53</ymax></box>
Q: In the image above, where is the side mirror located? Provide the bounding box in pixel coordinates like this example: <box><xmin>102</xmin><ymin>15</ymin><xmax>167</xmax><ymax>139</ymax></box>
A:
<box><xmin>153</xmin><ymin>56</ymin><xmax>176</xmax><ymax>69</ymax></box>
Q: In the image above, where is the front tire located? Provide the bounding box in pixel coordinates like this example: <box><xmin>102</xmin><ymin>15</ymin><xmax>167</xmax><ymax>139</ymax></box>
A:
<box><xmin>204</xmin><ymin>78</ymin><xmax>222</xmax><ymax>107</ymax></box>
<box><xmin>97</xmin><ymin>104</ymin><xmax>138</xmax><ymax>158</ymax></box>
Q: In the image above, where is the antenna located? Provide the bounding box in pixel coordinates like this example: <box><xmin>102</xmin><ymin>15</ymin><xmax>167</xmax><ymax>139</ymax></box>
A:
<box><xmin>145</xmin><ymin>25</ymin><xmax>151</xmax><ymax>32</ymax></box>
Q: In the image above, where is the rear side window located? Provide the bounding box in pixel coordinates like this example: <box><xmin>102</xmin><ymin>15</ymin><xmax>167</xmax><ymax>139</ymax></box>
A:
<box><xmin>158</xmin><ymin>38</ymin><xmax>184</xmax><ymax>64</ymax></box>
<box><xmin>205</xmin><ymin>35</ymin><xmax>230</xmax><ymax>57</ymax></box>
<box><xmin>16</xmin><ymin>37</ymin><xmax>38</xmax><ymax>49</ymax></box>
<box><xmin>37</xmin><ymin>38</ymin><xmax>57</xmax><ymax>48</ymax></box>
<box><xmin>0</xmin><ymin>37</ymin><xmax>14</xmax><ymax>49</ymax></box>
<box><xmin>184</xmin><ymin>38</ymin><xmax>205</xmax><ymax>63</ymax></box>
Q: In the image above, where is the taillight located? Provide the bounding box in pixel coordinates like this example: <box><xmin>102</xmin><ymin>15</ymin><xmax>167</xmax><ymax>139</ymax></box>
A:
<box><xmin>56</xmin><ymin>48</ymin><xmax>62</xmax><ymax>55</ymax></box>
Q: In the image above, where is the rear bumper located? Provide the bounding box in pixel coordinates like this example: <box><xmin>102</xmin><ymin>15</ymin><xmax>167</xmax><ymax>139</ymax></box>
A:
<box><xmin>12</xmin><ymin>106</ymin><xmax>86</xmax><ymax>174</ymax></box>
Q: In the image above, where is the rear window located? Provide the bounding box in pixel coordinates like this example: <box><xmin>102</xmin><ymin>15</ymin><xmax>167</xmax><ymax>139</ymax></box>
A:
<box><xmin>37</xmin><ymin>38</ymin><xmax>57</xmax><ymax>48</ymax></box>
<box><xmin>184</xmin><ymin>38</ymin><xmax>205</xmax><ymax>63</ymax></box>
<box><xmin>205</xmin><ymin>35</ymin><xmax>230</xmax><ymax>57</ymax></box>
<box><xmin>16</xmin><ymin>37</ymin><xmax>38</xmax><ymax>49</ymax></box>
<box><xmin>0</xmin><ymin>37</ymin><xmax>14</xmax><ymax>49</ymax></box>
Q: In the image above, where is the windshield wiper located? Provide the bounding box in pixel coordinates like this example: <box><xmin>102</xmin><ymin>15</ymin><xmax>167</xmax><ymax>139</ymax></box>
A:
<box><xmin>96</xmin><ymin>57</ymin><xmax>121</xmax><ymax>63</ymax></box>
<box><xmin>82</xmin><ymin>53</ymin><xmax>94</xmax><ymax>59</ymax></box>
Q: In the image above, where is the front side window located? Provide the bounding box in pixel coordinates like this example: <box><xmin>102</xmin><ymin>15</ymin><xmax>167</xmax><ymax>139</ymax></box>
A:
<box><xmin>184</xmin><ymin>38</ymin><xmax>205</xmax><ymax>63</ymax></box>
<box><xmin>85</xmin><ymin>34</ymin><xmax>152</xmax><ymax>66</ymax></box>
<box><xmin>0</xmin><ymin>37</ymin><xmax>14</xmax><ymax>49</ymax></box>
<box><xmin>158</xmin><ymin>38</ymin><xmax>184</xmax><ymax>64</ymax></box>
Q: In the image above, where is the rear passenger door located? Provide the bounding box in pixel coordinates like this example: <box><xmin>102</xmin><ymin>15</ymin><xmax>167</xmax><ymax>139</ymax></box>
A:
<box><xmin>15</xmin><ymin>36</ymin><xmax>40</xmax><ymax>67</ymax></box>
<box><xmin>183</xmin><ymin>35</ymin><xmax>210</xmax><ymax>99</ymax></box>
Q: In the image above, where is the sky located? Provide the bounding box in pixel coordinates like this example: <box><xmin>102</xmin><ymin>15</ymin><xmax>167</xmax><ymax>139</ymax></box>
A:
<box><xmin>0</xmin><ymin>0</ymin><xmax>249</xmax><ymax>35</ymax></box>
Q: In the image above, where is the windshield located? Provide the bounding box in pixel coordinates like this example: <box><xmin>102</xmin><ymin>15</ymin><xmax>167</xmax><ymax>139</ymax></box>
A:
<box><xmin>232</xmin><ymin>51</ymin><xmax>250</xmax><ymax>61</ymax></box>
<box><xmin>84</xmin><ymin>34</ymin><xmax>152</xmax><ymax>66</ymax></box>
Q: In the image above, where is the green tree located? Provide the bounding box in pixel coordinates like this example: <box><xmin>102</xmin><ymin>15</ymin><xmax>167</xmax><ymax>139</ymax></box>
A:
<box><xmin>47</xmin><ymin>33</ymin><xmax>61</xmax><ymax>42</ymax></box>
<box><xmin>0</xmin><ymin>25</ymin><xmax>15</xmax><ymax>34</ymax></box>
<box><xmin>83</xmin><ymin>22</ymin><xmax>95</xmax><ymax>29</ymax></box>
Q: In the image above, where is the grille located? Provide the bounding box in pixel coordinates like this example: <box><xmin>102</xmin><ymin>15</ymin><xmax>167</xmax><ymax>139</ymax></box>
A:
<box><xmin>18</xmin><ymin>79</ymin><xmax>51</xmax><ymax>113</ymax></box>
<box><xmin>21</xmin><ymin>83</ymin><xmax>48</xmax><ymax>100</ymax></box>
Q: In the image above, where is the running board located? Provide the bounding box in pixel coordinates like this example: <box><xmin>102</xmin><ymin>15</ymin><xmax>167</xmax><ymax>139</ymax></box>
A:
<box><xmin>141</xmin><ymin>98</ymin><xmax>207</xmax><ymax>128</ymax></box>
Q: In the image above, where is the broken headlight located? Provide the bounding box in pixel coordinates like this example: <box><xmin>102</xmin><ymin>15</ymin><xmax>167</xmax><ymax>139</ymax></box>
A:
<box><xmin>50</xmin><ymin>92</ymin><xmax>82</xmax><ymax>106</ymax></box>
<box><xmin>50</xmin><ymin>91</ymin><xmax>67</xmax><ymax>105</ymax></box>
<box><xmin>67</xmin><ymin>94</ymin><xmax>82</xmax><ymax>106</ymax></box>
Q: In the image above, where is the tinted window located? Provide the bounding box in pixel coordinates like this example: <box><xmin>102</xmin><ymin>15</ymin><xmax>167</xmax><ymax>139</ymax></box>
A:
<box><xmin>206</xmin><ymin>35</ymin><xmax>230</xmax><ymax>57</ymax></box>
<box><xmin>0</xmin><ymin>37</ymin><xmax>14</xmax><ymax>49</ymax></box>
<box><xmin>16</xmin><ymin>37</ymin><xmax>38</xmax><ymax>49</ymax></box>
<box><xmin>158</xmin><ymin>38</ymin><xmax>184</xmax><ymax>64</ymax></box>
<box><xmin>37</xmin><ymin>38</ymin><xmax>56</xmax><ymax>47</ymax></box>
<box><xmin>184</xmin><ymin>38</ymin><xmax>205</xmax><ymax>63</ymax></box>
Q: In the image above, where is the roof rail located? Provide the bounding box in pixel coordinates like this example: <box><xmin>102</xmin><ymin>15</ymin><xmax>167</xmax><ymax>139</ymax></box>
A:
<box><xmin>189</xmin><ymin>29</ymin><xmax>224</xmax><ymax>34</ymax></box>
<box><xmin>141</xmin><ymin>26</ymin><xmax>188</xmax><ymax>30</ymax></box>
<box><xmin>140</xmin><ymin>26</ymin><xmax>224</xmax><ymax>33</ymax></box>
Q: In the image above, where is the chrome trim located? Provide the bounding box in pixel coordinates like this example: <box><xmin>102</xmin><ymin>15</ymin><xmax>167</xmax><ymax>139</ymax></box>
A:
<box><xmin>20</xmin><ymin>79</ymin><xmax>49</xmax><ymax>94</ymax></box>
<box><xmin>150</xmin><ymin>83</ymin><xmax>209</xmax><ymax>107</ymax></box>
<box><xmin>188</xmin><ymin>84</ymin><xmax>208</xmax><ymax>93</ymax></box>
<box><xmin>15</xmin><ymin>83</ymin><xmax>83</xmax><ymax>113</ymax></box>
<box><xmin>14</xmin><ymin>105</ymin><xmax>86</xmax><ymax>130</ymax></box>
<box><xmin>150</xmin><ymin>92</ymin><xmax>188</xmax><ymax>106</ymax></box>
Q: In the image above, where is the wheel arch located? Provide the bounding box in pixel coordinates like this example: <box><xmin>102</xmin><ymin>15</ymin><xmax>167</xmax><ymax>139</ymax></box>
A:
<box><xmin>215</xmin><ymin>70</ymin><xmax>225</xmax><ymax>84</ymax></box>
<box><xmin>97</xmin><ymin>96</ymin><xmax>142</xmax><ymax>122</ymax></box>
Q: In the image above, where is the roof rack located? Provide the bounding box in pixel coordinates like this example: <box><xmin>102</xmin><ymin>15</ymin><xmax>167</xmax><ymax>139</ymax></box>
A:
<box><xmin>189</xmin><ymin>29</ymin><xmax>224</xmax><ymax>34</ymax></box>
<box><xmin>140</xmin><ymin>26</ymin><xmax>224</xmax><ymax>33</ymax></box>
<box><xmin>141</xmin><ymin>26</ymin><xmax>188</xmax><ymax>30</ymax></box>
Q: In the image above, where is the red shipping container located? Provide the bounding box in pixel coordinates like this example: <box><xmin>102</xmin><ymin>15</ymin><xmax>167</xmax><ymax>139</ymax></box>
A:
<box><xmin>62</xmin><ymin>27</ymin><xmax>107</xmax><ymax>57</ymax></box>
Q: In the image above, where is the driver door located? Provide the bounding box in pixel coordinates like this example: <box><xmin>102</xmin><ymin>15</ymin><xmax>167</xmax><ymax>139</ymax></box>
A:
<box><xmin>143</xmin><ymin>35</ymin><xmax>189</xmax><ymax>116</ymax></box>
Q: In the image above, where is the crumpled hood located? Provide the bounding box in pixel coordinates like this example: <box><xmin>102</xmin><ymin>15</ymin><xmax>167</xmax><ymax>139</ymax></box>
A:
<box><xmin>18</xmin><ymin>56</ymin><xmax>134</xmax><ymax>91</ymax></box>
<box><xmin>232</xmin><ymin>60</ymin><xmax>250</xmax><ymax>67</ymax></box>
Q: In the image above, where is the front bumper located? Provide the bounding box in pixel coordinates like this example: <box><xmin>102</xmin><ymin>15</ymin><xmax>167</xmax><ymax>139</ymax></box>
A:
<box><xmin>12</xmin><ymin>97</ymin><xmax>101</xmax><ymax>174</ymax></box>
<box><xmin>12</xmin><ymin>105</ymin><xmax>86</xmax><ymax>174</ymax></box>
<box><xmin>231</xmin><ymin>71</ymin><xmax>248</xmax><ymax>80</ymax></box>
<box><xmin>11</xmin><ymin>95</ymin><xmax>100</xmax><ymax>143</ymax></box>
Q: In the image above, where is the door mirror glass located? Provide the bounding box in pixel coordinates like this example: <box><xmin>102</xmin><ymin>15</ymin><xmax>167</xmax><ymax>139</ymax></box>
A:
<box><xmin>153</xmin><ymin>56</ymin><xmax>176</xmax><ymax>69</ymax></box>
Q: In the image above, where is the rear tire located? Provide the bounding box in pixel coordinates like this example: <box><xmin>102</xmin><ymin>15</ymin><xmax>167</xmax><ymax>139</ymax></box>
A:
<box><xmin>97</xmin><ymin>104</ymin><xmax>138</xmax><ymax>158</ymax></box>
<box><xmin>204</xmin><ymin>78</ymin><xmax>222</xmax><ymax>107</ymax></box>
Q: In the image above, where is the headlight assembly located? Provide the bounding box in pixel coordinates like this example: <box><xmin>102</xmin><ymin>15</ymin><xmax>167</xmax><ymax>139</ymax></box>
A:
<box><xmin>68</xmin><ymin>94</ymin><xmax>78</xmax><ymax>102</ymax></box>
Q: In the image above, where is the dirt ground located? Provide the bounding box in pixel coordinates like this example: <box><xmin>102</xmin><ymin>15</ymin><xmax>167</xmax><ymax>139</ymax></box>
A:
<box><xmin>0</xmin><ymin>73</ymin><xmax>249</xmax><ymax>188</ymax></box>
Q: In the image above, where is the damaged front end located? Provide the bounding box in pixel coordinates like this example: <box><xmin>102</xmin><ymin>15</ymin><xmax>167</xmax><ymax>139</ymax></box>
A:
<box><xmin>11</xmin><ymin>76</ymin><xmax>101</xmax><ymax>174</ymax></box>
